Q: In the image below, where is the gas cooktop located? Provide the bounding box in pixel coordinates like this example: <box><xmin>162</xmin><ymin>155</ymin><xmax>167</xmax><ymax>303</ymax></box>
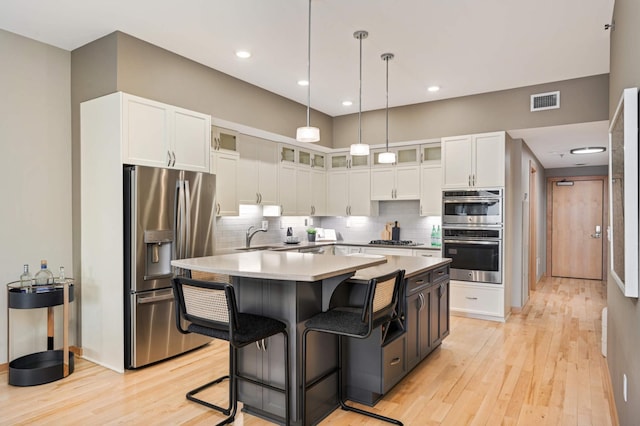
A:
<box><xmin>369</xmin><ymin>240</ymin><xmax>421</xmax><ymax>246</ymax></box>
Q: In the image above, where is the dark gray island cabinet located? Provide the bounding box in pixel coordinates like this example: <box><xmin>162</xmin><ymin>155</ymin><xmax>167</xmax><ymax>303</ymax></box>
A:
<box><xmin>172</xmin><ymin>251</ymin><xmax>451</xmax><ymax>425</ymax></box>
<box><xmin>346</xmin><ymin>257</ymin><xmax>451</xmax><ymax>406</ymax></box>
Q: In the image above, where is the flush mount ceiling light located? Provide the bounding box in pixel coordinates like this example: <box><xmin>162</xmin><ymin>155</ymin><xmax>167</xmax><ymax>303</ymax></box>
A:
<box><xmin>296</xmin><ymin>0</ymin><xmax>320</xmax><ymax>143</ymax></box>
<box><xmin>378</xmin><ymin>53</ymin><xmax>396</xmax><ymax>164</ymax></box>
<box><xmin>342</xmin><ymin>100</ymin><xmax>353</xmax><ymax>106</ymax></box>
<box><xmin>350</xmin><ymin>30</ymin><xmax>370</xmax><ymax>156</ymax></box>
<box><xmin>235</xmin><ymin>50</ymin><xmax>251</xmax><ymax>59</ymax></box>
<box><xmin>570</xmin><ymin>146</ymin><xmax>606</xmax><ymax>154</ymax></box>
<box><xmin>427</xmin><ymin>85</ymin><xmax>440</xmax><ymax>93</ymax></box>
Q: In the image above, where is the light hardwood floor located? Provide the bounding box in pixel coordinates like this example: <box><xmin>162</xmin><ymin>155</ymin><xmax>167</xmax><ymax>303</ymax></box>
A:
<box><xmin>0</xmin><ymin>277</ymin><xmax>616</xmax><ymax>425</ymax></box>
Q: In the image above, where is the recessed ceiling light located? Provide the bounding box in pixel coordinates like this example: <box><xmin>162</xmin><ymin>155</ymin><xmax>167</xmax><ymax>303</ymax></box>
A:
<box><xmin>342</xmin><ymin>100</ymin><xmax>353</xmax><ymax>106</ymax></box>
<box><xmin>570</xmin><ymin>146</ymin><xmax>606</xmax><ymax>154</ymax></box>
<box><xmin>427</xmin><ymin>86</ymin><xmax>440</xmax><ymax>93</ymax></box>
<box><xmin>297</xmin><ymin>80</ymin><xmax>309</xmax><ymax>86</ymax></box>
<box><xmin>235</xmin><ymin>50</ymin><xmax>251</xmax><ymax>59</ymax></box>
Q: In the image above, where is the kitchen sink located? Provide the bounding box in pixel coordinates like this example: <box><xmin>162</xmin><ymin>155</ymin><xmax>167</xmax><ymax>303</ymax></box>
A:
<box><xmin>234</xmin><ymin>245</ymin><xmax>280</xmax><ymax>252</ymax></box>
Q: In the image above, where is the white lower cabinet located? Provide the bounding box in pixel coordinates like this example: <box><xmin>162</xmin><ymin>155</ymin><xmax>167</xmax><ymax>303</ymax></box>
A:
<box><xmin>362</xmin><ymin>247</ymin><xmax>414</xmax><ymax>256</ymax></box>
<box><xmin>449</xmin><ymin>280</ymin><xmax>506</xmax><ymax>321</ymax></box>
<box><xmin>413</xmin><ymin>248</ymin><xmax>441</xmax><ymax>257</ymax></box>
<box><xmin>210</xmin><ymin>150</ymin><xmax>239</xmax><ymax>216</ymax></box>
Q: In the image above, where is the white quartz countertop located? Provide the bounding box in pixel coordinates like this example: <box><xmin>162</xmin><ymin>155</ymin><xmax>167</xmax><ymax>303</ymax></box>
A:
<box><xmin>351</xmin><ymin>255</ymin><xmax>451</xmax><ymax>280</ymax></box>
<box><xmin>171</xmin><ymin>251</ymin><xmax>387</xmax><ymax>282</ymax></box>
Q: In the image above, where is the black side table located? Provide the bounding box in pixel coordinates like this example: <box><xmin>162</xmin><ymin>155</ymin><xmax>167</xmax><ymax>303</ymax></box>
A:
<box><xmin>7</xmin><ymin>280</ymin><xmax>75</xmax><ymax>386</ymax></box>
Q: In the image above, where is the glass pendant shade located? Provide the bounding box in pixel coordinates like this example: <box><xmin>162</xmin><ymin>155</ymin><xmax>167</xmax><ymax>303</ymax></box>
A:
<box><xmin>378</xmin><ymin>151</ymin><xmax>396</xmax><ymax>164</ymax></box>
<box><xmin>296</xmin><ymin>126</ymin><xmax>320</xmax><ymax>142</ymax></box>
<box><xmin>296</xmin><ymin>0</ymin><xmax>320</xmax><ymax>143</ymax></box>
<box><xmin>350</xmin><ymin>143</ymin><xmax>370</xmax><ymax>156</ymax></box>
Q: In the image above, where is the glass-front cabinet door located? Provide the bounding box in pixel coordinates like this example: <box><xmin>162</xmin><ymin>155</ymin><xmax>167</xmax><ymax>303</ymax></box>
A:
<box><xmin>280</xmin><ymin>145</ymin><xmax>295</xmax><ymax>163</ymax></box>
<box><xmin>211</xmin><ymin>126</ymin><xmax>238</xmax><ymax>152</ymax></box>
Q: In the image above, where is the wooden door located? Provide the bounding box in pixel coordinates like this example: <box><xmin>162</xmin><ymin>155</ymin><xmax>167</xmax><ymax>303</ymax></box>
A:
<box><xmin>550</xmin><ymin>179</ymin><xmax>604</xmax><ymax>279</ymax></box>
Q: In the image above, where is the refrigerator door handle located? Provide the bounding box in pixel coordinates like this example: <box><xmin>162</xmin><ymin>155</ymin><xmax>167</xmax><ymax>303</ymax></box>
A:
<box><xmin>176</xmin><ymin>179</ymin><xmax>186</xmax><ymax>261</ymax></box>
<box><xmin>137</xmin><ymin>292</ymin><xmax>175</xmax><ymax>304</ymax></box>
<box><xmin>184</xmin><ymin>179</ymin><xmax>192</xmax><ymax>259</ymax></box>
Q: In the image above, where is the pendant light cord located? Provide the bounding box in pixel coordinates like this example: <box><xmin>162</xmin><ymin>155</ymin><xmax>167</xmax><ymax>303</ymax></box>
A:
<box><xmin>358</xmin><ymin>34</ymin><xmax>362</xmax><ymax>145</ymax></box>
<box><xmin>385</xmin><ymin>55</ymin><xmax>389</xmax><ymax>151</ymax></box>
<box><xmin>306</xmin><ymin>0</ymin><xmax>311</xmax><ymax>127</ymax></box>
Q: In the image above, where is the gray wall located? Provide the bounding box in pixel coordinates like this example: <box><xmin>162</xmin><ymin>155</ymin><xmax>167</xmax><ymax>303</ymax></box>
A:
<box><xmin>607</xmin><ymin>0</ymin><xmax>640</xmax><ymax>423</ymax></box>
<box><xmin>333</xmin><ymin>74</ymin><xmax>609</xmax><ymax>147</ymax></box>
<box><xmin>0</xmin><ymin>30</ymin><xmax>73</xmax><ymax>364</ymax></box>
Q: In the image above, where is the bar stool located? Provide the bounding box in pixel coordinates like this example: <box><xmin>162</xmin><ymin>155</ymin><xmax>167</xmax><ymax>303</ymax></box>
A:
<box><xmin>301</xmin><ymin>269</ymin><xmax>405</xmax><ymax>426</ymax></box>
<box><xmin>172</xmin><ymin>277</ymin><xmax>290</xmax><ymax>426</ymax></box>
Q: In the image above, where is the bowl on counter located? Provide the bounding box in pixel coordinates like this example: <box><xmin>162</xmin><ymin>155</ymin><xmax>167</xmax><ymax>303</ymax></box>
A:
<box><xmin>285</xmin><ymin>236</ymin><xmax>300</xmax><ymax>244</ymax></box>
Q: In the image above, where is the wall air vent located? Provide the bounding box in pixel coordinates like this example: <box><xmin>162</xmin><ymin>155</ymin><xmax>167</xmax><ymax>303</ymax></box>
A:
<box><xmin>530</xmin><ymin>91</ymin><xmax>560</xmax><ymax>111</ymax></box>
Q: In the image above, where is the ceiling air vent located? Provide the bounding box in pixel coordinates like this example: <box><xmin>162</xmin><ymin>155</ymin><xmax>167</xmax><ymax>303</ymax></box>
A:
<box><xmin>530</xmin><ymin>91</ymin><xmax>560</xmax><ymax>111</ymax></box>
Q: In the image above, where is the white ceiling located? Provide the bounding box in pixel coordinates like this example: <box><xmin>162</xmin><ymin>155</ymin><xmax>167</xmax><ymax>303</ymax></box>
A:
<box><xmin>0</xmin><ymin>0</ymin><xmax>615</xmax><ymax>169</ymax></box>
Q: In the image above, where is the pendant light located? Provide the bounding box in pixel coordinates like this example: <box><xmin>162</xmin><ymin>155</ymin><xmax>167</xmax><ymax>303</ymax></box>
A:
<box><xmin>296</xmin><ymin>0</ymin><xmax>320</xmax><ymax>143</ymax></box>
<box><xmin>378</xmin><ymin>53</ymin><xmax>396</xmax><ymax>164</ymax></box>
<box><xmin>350</xmin><ymin>30</ymin><xmax>370</xmax><ymax>156</ymax></box>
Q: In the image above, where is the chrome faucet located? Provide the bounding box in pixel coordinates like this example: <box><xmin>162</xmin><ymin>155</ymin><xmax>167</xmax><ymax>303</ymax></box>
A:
<box><xmin>246</xmin><ymin>225</ymin><xmax>267</xmax><ymax>248</ymax></box>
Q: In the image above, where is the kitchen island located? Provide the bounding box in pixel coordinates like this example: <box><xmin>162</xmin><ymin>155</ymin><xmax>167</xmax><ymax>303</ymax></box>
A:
<box><xmin>172</xmin><ymin>251</ymin><xmax>450</xmax><ymax>425</ymax></box>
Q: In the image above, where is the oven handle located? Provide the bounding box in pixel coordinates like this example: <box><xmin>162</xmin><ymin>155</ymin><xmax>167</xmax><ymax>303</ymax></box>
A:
<box><xmin>443</xmin><ymin>197</ymin><xmax>501</xmax><ymax>203</ymax></box>
<box><xmin>443</xmin><ymin>239</ymin><xmax>501</xmax><ymax>246</ymax></box>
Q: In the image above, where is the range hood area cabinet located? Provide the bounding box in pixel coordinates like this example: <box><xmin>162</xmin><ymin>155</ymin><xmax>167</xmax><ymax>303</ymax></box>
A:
<box><xmin>441</xmin><ymin>131</ymin><xmax>505</xmax><ymax>189</ymax></box>
<box><xmin>119</xmin><ymin>92</ymin><xmax>211</xmax><ymax>173</ymax></box>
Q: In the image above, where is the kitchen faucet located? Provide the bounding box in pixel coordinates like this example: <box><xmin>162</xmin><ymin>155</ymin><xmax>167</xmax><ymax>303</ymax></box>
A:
<box><xmin>246</xmin><ymin>225</ymin><xmax>267</xmax><ymax>248</ymax></box>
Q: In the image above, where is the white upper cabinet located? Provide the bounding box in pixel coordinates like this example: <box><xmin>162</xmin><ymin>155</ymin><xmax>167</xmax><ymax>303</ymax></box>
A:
<box><xmin>420</xmin><ymin>165</ymin><xmax>442</xmax><ymax>216</ymax></box>
<box><xmin>211</xmin><ymin>126</ymin><xmax>238</xmax><ymax>152</ymax></box>
<box><xmin>277</xmin><ymin>144</ymin><xmax>327</xmax><ymax>216</ymax></box>
<box><xmin>370</xmin><ymin>147</ymin><xmax>420</xmax><ymax>200</ymax></box>
<box><xmin>441</xmin><ymin>131</ymin><xmax>505</xmax><ymax>189</ymax></box>
<box><xmin>329</xmin><ymin>152</ymin><xmax>370</xmax><ymax>170</ymax></box>
<box><xmin>327</xmin><ymin>168</ymin><xmax>377</xmax><ymax>216</ymax></box>
<box><xmin>420</xmin><ymin>142</ymin><xmax>442</xmax><ymax>216</ymax></box>
<box><xmin>121</xmin><ymin>93</ymin><xmax>210</xmax><ymax>173</ymax></box>
<box><xmin>237</xmin><ymin>134</ymin><xmax>278</xmax><ymax>205</ymax></box>
<box><xmin>210</xmin><ymin>150</ymin><xmax>239</xmax><ymax>216</ymax></box>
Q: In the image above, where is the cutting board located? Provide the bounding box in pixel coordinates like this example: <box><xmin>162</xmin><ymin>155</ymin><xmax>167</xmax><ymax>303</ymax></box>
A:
<box><xmin>381</xmin><ymin>222</ymin><xmax>393</xmax><ymax>240</ymax></box>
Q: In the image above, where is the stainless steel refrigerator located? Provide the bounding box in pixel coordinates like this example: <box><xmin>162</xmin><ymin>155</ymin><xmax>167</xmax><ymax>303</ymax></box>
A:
<box><xmin>124</xmin><ymin>165</ymin><xmax>214</xmax><ymax>368</ymax></box>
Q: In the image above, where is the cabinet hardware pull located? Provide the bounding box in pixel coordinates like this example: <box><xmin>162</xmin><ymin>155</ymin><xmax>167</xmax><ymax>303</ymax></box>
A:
<box><xmin>262</xmin><ymin>339</ymin><xmax>268</xmax><ymax>351</ymax></box>
<box><xmin>389</xmin><ymin>357</ymin><xmax>401</xmax><ymax>366</ymax></box>
<box><xmin>415</xmin><ymin>280</ymin><xmax>425</xmax><ymax>285</ymax></box>
<box><xmin>171</xmin><ymin>151</ymin><xmax>176</xmax><ymax>167</ymax></box>
<box><xmin>167</xmin><ymin>150</ymin><xmax>172</xmax><ymax>167</ymax></box>
<box><xmin>216</xmin><ymin>203</ymin><xmax>220</xmax><ymax>215</ymax></box>
<box><xmin>256</xmin><ymin>341</ymin><xmax>262</xmax><ymax>351</ymax></box>
<box><xmin>465</xmin><ymin>296</ymin><xmax>478</xmax><ymax>300</ymax></box>
<box><xmin>256</xmin><ymin>193</ymin><xmax>260</xmax><ymax>204</ymax></box>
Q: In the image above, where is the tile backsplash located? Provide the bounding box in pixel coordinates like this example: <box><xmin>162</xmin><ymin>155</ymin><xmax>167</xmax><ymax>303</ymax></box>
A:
<box><xmin>215</xmin><ymin>201</ymin><xmax>441</xmax><ymax>252</ymax></box>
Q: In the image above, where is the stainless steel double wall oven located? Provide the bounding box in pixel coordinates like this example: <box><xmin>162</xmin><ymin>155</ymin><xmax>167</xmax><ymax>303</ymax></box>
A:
<box><xmin>442</xmin><ymin>189</ymin><xmax>503</xmax><ymax>284</ymax></box>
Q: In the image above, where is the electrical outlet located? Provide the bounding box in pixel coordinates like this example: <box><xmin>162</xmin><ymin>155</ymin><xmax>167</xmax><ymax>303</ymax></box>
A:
<box><xmin>261</xmin><ymin>220</ymin><xmax>268</xmax><ymax>230</ymax></box>
<box><xmin>623</xmin><ymin>374</ymin><xmax>628</xmax><ymax>402</ymax></box>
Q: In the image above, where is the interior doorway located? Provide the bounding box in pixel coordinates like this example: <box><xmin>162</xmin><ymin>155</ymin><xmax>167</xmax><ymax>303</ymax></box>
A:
<box><xmin>546</xmin><ymin>176</ymin><xmax>607</xmax><ymax>280</ymax></box>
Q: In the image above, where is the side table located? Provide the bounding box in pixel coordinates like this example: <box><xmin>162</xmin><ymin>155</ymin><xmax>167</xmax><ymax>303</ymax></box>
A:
<box><xmin>6</xmin><ymin>280</ymin><xmax>75</xmax><ymax>386</ymax></box>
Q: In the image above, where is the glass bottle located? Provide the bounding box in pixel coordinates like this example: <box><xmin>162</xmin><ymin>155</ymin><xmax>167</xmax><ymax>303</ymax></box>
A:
<box><xmin>19</xmin><ymin>264</ymin><xmax>33</xmax><ymax>288</ymax></box>
<box><xmin>57</xmin><ymin>266</ymin><xmax>66</xmax><ymax>286</ymax></box>
<box><xmin>34</xmin><ymin>260</ymin><xmax>54</xmax><ymax>285</ymax></box>
<box><xmin>435</xmin><ymin>225</ymin><xmax>442</xmax><ymax>247</ymax></box>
